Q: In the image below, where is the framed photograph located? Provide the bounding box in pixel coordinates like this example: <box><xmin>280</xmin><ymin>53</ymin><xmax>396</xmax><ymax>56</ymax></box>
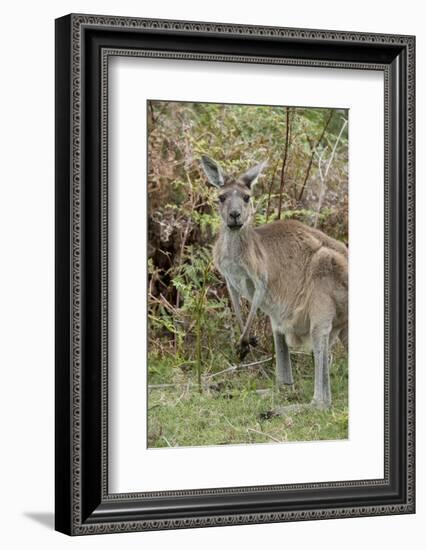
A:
<box><xmin>55</xmin><ymin>14</ymin><xmax>415</xmax><ymax>535</ymax></box>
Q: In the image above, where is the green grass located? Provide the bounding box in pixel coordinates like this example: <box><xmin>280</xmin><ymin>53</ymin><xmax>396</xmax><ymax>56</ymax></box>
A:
<box><xmin>147</xmin><ymin>346</ymin><xmax>348</xmax><ymax>448</ymax></box>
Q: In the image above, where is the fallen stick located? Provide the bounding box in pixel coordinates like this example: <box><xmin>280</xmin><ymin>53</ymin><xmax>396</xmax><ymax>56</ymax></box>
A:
<box><xmin>247</xmin><ymin>427</ymin><xmax>282</xmax><ymax>443</ymax></box>
<box><xmin>206</xmin><ymin>357</ymin><xmax>273</xmax><ymax>380</ymax></box>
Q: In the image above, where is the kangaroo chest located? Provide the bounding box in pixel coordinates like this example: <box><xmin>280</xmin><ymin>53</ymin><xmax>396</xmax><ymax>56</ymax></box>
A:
<box><xmin>219</xmin><ymin>257</ymin><xmax>255</xmax><ymax>301</ymax></box>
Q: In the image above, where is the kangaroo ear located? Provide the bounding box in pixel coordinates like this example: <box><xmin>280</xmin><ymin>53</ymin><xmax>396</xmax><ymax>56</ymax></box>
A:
<box><xmin>200</xmin><ymin>155</ymin><xmax>225</xmax><ymax>188</ymax></box>
<box><xmin>240</xmin><ymin>160</ymin><xmax>268</xmax><ymax>188</ymax></box>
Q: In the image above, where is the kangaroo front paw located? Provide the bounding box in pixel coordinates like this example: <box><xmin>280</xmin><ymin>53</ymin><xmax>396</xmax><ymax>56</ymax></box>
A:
<box><xmin>237</xmin><ymin>338</ymin><xmax>250</xmax><ymax>360</ymax></box>
<box><xmin>238</xmin><ymin>335</ymin><xmax>258</xmax><ymax>360</ymax></box>
<box><xmin>249</xmin><ymin>335</ymin><xmax>258</xmax><ymax>347</ymax></box>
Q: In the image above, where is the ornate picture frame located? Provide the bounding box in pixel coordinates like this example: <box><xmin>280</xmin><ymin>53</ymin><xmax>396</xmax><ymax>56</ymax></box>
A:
<box><xmin>55</xmin><ymin>13</ymin><xmax>415</xmax><ymax>535</ymax></box>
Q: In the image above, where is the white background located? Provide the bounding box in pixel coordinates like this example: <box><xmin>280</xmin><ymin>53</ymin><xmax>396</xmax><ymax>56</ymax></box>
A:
<box><xmin>0</xmin><ymin>1</ymin><xmax>423</xmax><ymax>549</ymax></box>
<box><xmin>110</xmin><ymin>58</ymin><xmax>384</xmax><ymax>493</ymax></box>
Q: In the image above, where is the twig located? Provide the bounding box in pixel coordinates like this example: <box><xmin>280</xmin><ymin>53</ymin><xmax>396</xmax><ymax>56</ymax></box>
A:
<box><xmin>325</xmin><ymin>118</ymin><xmax>348</xmax><ymax>177</ymax></box>
<box><xmin>313</xmin><ymin>117</ymin><xmax>348</xmax><ymax>228</ymax></box>
<box><xmin>149</xmin><ymin>292</ymin><xmax>179</xmax><ymax>315</ymax></box>
<box><xmin>247</xmin><ymin>428</ymin><xmax>282</xmax><ymax>443</ymax></box>
<box><xmin>174</xmin><ymin>379</ymin><xmax>191</xmax><ymax>406</ymax></box>
<box><xmin>298</xmin><ymin>109</ymin><xmax>334</xmax><ymax>202</ymax></box>
<box><xmin>259</xmin><ymin>366</ymin><xmax>272</xmax><ymax>381</ymax></box>
<box><xmin>277</xmin><ymin>107</ymin><xmax>291</xmax><ymax>219</ymax></box>
<box><xmin>223</xmin><ymin>416</ymin><xmax>241</xmax><ymax>433</ymax></box>
<box><xmin>161</xmin><ymin>435</ymin><xmax>173</xmax><ymax>447</ymax></box>
<box><xmin>265</xmin><ymin>159</ymin><xmax>280</xmax><ymax>222</ymax></box>
<box><xmin>148</xmin><ymin>382</ymin><xmax>276</xmax><ymax>396</ymax></box>
<box><xmin>206</xmin><ymin>357</ymin><xmax>273</xmax><ymax>380</ymax></box>
<box><xmin>254</xmin><ymin>388</ymin><xmax>273</xmax><ymax>396</ymax></box>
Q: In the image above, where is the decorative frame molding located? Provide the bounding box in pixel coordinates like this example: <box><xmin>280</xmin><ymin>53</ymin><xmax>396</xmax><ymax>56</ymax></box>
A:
<box><xmin>55</xmin><ymin>14</ymin><xmax>415</xmax><ymax>535</ymax></box>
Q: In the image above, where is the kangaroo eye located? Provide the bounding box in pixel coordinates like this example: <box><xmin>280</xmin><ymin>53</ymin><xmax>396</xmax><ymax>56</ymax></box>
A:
<box><xmin>218</xmin><ymin>194</ymin><xmax>226</xmax><ymax>203</ymax></box>
<box><xmin>243</xmin><ymin>194</ymin><xmax>250</xmax><ymax>203</ymax></box>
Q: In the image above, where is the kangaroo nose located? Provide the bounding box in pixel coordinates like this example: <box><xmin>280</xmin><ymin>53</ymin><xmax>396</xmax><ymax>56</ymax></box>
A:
<box><xmin>230</xmin><ymin>210</ymin><xmax>240</xmax><ymax>220</ymax></box>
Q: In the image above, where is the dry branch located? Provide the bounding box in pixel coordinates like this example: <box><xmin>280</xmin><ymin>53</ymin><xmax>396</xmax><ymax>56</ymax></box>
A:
<box><xmin>247</xmin><ymin>428</ymin><xmax>282</xmax><ymax>443</ymax></box>
<box><xmin>298</xmin><ymin>109</ymin><xmax>334</xmax><ymax>202</ymax></box>
<box><xmin>277</xmin><ymin>107</ymin><xmax>291</xmax><ymax>219</ymax></box>
<box><xmin>313</xmin><ymin>117</ymin><xmax>348</xmax><ymax>227</ymax></box>
<box><xmin>206</xmin><ymin>357</ymin><xmax>273</xmax><ymax>380</ymax></box>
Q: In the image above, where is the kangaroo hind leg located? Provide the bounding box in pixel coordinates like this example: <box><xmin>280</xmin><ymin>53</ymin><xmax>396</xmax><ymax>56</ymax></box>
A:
<box><xmin>272</xmin><ymin>326</ymin><xmax>293</xmax><ymax>385</ymax></box>
<box><xmin>310</xmin><ymin>294</ymin><xmax>335</xmax><ymax>410</ymax></box>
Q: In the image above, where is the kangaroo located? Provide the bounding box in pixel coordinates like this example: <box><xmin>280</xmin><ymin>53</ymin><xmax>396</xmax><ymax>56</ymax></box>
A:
<box><xmin>201</xmin><ymin>155</ymin><xmax>348</xmax><ymax>412</ymax></box>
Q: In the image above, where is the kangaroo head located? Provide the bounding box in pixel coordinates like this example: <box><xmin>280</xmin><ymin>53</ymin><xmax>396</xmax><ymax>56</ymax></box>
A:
<box><xmin>200</xmin><ymin>156</ymin><xmax>267</xmax><ymax>231</ymax></box>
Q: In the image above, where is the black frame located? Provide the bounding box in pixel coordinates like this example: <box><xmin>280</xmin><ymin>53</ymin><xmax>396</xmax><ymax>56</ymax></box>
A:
<box><xmin>55</xmin><ymin>14</ymin><xmax>415</xmax><ymax>535</ymax></box>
